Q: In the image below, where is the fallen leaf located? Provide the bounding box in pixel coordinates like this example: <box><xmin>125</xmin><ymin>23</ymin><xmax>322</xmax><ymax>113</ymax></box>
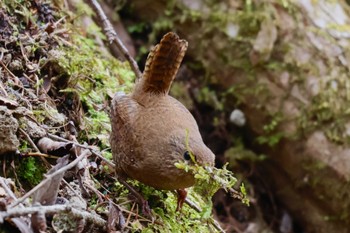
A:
<box><xmin>37</xmin><ymin>137</ymin><xmax>73</xmax><ymax>156</ymax></box>
<box><xmin>32</xmin><ymin>155</ymin><xmax>70</xmax><ymax>205</ymax></box>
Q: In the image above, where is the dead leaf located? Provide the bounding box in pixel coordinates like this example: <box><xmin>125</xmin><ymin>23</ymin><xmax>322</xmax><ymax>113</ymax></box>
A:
<box><xmin>32</xmin><ymin>155</ymin><xmax>70</xmax><ymax>205</ymax></box>
<box><xmin>37</xmin><ymin>137</ymin><xmax>73</xmax><ymax>156</ymax></box>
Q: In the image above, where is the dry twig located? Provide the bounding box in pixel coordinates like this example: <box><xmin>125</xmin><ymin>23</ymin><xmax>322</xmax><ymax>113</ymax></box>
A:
<box><xmin>19</xmin><ymin>128</ymin><xmax>51</xmax><ymax>167</ymax></box>
<box><xmin>47</xmin><ymin>133</ymin><xmax>115</xmax><ymax>167</ymax></box>
<box><xmin>0</xmin><ymin>204</ymin><xmax>106</xmax><ymax>227</ymax></box>
<box><xmin>0</xmin><ymin>60</ymin><xmax>19</xmax><ymax>81</ymax></box>
<box><xmin>18</xmin><ymin>128</ymin><xmax>40</xmax><ymax>152</ymax></box>
<box><xmin>24</xmin><ymin>152</ymin><xmax>60</xmax><ymax>159</ymax></box>
<box><xmin>85</xmin><ymin>0</ymin><xmax>142</xmax><ymax>80</ymax></box>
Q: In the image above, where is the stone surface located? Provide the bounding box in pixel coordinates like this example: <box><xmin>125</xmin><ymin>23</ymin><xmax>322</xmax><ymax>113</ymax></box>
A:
<box><xmin>0</xmin><ymin>106</ymin><xmax>19</xmax><ymax>154</ymax></box>
<box><xmin>20</xmin><ymin>117</ymin><xmax>46</xmax><ymax>139</ymax></box>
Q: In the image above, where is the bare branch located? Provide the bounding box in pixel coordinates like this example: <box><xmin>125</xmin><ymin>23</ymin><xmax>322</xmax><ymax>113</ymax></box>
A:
<box><xmin>0</xmin><ymin>204</ymin><xmax>106</xmax><ymax>227</ymax></box>
<box><xmin>85</xmin><ymin>0</ymin><xmax>142</xmax><ymax>80</ymax></box>
<box><xmin>19</xmin><ymin>128</ymin><xmax>40</xmax><ymax>152</ymax></box>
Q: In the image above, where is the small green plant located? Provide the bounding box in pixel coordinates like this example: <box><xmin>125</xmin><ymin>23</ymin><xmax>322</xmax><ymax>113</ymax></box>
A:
<box><xmin>178</xmin><ymin>129</ymin><xmax>249</xmax><ymax>213</ymax></box>
<box><xmin>175</xmin><ymin>162</ymin><xmax>249</xmax><ymax>208</ymax></box>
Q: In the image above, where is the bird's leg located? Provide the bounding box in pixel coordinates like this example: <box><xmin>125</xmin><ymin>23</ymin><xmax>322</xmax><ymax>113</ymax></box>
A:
<box><xmin>176</xmin><ymin>189</ymin><xmax>187</xmax><ymax>212</ymax></box>
<box><xmin>117</xmin><ymin>177</ymin><xmax>151</xmax><ymax>216</ymax></box>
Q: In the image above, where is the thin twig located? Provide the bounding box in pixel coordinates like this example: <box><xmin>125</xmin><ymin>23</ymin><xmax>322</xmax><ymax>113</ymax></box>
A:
<box><xmin>9</xmin><ymin>150</ymin><xmax>91</xmax><ymax>209</ymax></box>
<box><xmin>85</xmin><ymin>0</ymin><xmax>142</xmax><ymax>80</ymax></box>
<box><xmin>0</xmin><ymin>178</ymin><xmax>19</xmax><ymax>203</ymax></box>
<box><xmin>184</xmin><ymin>198</ymin><xmax>201</xmax><ymax>212</ymax></box>
<box><xmin>19</xmin><ymin>128</ymin><xmax>40</xmax><ymax>152</ymax></box>
<box><xmin>210</xmin><ymin>218</ymin><xmax>226</xmax><ymax>233</ymax></box>
<box><xmin>0</xmin><ymin>177</ymin><xmax>27</xmax><ymax>212</ymax></box>
<box><xmin>47</xmin><ymin>133</ymin><xmax>115</xmax><ymax>167</ymax></box>
<box><xmin>0</xmin><ymin>60</ymin><xmax>19</xmax><ymax>81</ymax></box>
<box><xmin>0</xmin><ymin>204</ymin><xmax>106</xmax><ymax>227</ymax></box>
<box><xmin>25</xmin><ymin>152</ymin><xmax>60</xmax><ymax>159</ymax></box>
<box><xmin>125</xmin><ymin>202</ymin><xmax>136</xmax><ymax>227</ymax></box>
<box><xmin>19</xmin><ymin>128</ymin><xmax>51</xmax><ymax>167</ymax></box>
<box><xmin>84</xmin><ymin>181</ymin><xmax>104</xmax><ymax>203</ymax></box>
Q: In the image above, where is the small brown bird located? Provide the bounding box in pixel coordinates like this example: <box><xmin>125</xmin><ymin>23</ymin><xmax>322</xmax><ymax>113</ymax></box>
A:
<box><xmin>110</xmin><ymin>32</ymin><xmax>215</xmax><ymax>210</ymax></box>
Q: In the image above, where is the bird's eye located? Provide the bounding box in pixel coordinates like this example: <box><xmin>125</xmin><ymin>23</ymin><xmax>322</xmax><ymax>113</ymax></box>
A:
<box><xmin>183</xmin><ymin>151</ymin><xmax>191</xmax><ymax>161</ymax></box>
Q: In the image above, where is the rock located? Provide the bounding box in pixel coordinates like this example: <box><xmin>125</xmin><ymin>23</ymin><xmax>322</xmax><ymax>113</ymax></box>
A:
<box><xmin>229</xmin><ymin>109</ymin><xmax>246</xmax><ymax>127</ymax></box>
<box><xmin>20</xmin><ymin>117</ymin><xmax>46</xmax><ymax>139</ymax></box>
<box><xmin>0</xmin><ymin>106</ymin><xmax>19</xmax><ymax>154</ymax></box>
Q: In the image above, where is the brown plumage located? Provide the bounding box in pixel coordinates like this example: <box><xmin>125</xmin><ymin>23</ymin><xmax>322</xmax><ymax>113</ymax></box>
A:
<box><xmin>110</xmin><ymin>32</ymin><xmax>215</xmax><ymax>191</ymax></box>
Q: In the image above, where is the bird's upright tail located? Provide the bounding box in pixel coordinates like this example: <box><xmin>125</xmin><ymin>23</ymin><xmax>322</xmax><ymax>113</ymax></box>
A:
<box><xmin>135</xmin><ymin>32</ymin><xmax>188</xmax><ymax>96</ymax></box>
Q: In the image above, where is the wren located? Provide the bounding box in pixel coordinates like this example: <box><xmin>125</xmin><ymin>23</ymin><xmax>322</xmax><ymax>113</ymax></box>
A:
<box><xmin>110</xmin><ymin>32</ymin><xmax>215</xmax><ymax>209</ymax></box>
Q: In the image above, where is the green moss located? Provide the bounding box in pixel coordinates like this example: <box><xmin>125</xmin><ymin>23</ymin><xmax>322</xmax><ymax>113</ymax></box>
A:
<box><xmin>298</xmin><ymin>79</ymin><xmax>350</xmax><ymax>144</ymax></box>
<box><xmin>101</xmin><ymin>151</ymin><xmax>112</xmax><ymax>161</ymax></box>
<box><xmin>109</xmin><ymin>156</ymin><xmax>246</xmax><ymax>232</ymax></box>
<box><xmin>19</xmin><ymin>139</ymin><xmax>29</xmax><ymax>152</ymax></box>
<box><xmin>144</xmin><ymin>191</ymin><xmax>215</xmax><ymax>232</ymax></box>
<box><xmin>121</xmin><ymin>162</ymin><xmax>247</xmax><ymax>232</ymax></box>
<box><xmin>111</xmin><ymin>180</ymin><xmax>216</xmax><ymax>232</ymax></box>
<box><xmin>176</xmin><ymin>161</ymin><xmax>247</xmax><ymax>203</ymax></box>
<box><xmin>18</xmin><ymin>157</ymin><xmax>45</xmax><ymax>186</ymax></box>
<box><xmin>49</xmin><ymin>8</ymin><xmax>135</xmax><ymax>149</ymax></box>
<box><xmin>256</xmin><ymin>112</ymin><xmax>285</xmax><ymax>146</ymax></box>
